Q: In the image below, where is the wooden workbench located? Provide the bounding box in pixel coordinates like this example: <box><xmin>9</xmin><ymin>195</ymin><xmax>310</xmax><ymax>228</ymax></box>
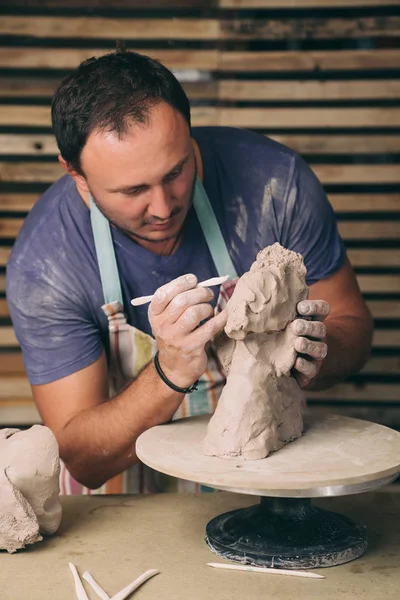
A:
<box><xmin>1</xmin><ymin>490</ymin><xmax>399</xmax><ymax>599</ymax></box>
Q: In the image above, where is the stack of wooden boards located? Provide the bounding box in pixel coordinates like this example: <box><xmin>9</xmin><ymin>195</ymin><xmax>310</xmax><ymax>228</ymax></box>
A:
<box><xmin>0</xmin><ymin>0</ymin><xmax>399</xmax><ymax>427</ymax></box>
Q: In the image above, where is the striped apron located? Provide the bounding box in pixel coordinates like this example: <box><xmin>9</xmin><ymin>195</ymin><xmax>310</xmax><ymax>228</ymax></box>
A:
<box><xmin>60</xmin><ymin>177</ymin><xmax>238</xmax><ymax>494</ymax></box>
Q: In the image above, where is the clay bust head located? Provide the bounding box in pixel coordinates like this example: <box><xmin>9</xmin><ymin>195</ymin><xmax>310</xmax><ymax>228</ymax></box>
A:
<box><xmin>225</xmin><ymin>243</ymin><xmax>308</xmax><ymax>340</ymax></box>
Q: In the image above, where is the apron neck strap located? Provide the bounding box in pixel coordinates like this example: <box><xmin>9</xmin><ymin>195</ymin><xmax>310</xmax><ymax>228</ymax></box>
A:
<box><xmin>193</xmin><ymin>178</ymin><xmax>238</xmax><ymax>279</ymax></box>
<box><xmin>89</xmin><ymin>194</ymin><xmax>124</xmax><ymax>306</ymax></box>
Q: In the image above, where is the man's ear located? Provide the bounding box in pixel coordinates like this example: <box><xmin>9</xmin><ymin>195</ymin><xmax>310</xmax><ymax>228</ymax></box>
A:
<box><xmin>58</xmin><ymin>155</ymin><xmax>90</xmax><ymax>195</ymax></box>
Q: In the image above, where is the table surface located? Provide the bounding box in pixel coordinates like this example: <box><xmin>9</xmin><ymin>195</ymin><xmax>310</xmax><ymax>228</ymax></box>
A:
<box><xmin>1</xmin><ymin>490</ymin><xmax>400</xmax><ymax>600</ymax></box>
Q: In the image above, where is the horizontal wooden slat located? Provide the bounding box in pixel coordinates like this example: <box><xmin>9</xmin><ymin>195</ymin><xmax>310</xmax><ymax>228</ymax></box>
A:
<box><xmin>308</xmin><ymin>383</ymin><xmax>400</xmax><ymax>402</ymax></box>
<box><xmin>0</xmin><ymin>247</ymin><xmax>11</xmax><ymax>266</ymax></box>
<box><xmin>348</xmin><ymin>249</ymin><xmax>400</xmax><ymax>268</ymax></box>
<box><xmin>220</xmin><ymin>49</ymin><xmax>400</xmax><ymax>72</ymax></box>
<box><xmin>2</xmin><ymin>15</ymin><xmax>399</xmax><ymax>40</ymax></box>
<box><xmin>270</xmin><ymin>136</ymin><xmax>400</xmax><ymax>155</ymax></box>
<box><xmin>358</xmin><ymin>275</ymin><xmax>400</xmax><ymax>294</ymax></box>
<box><xmin>0</xmin><ymin>299</ymin><xmax>9</xmax><ymax>317</ymax></box>
<box><xmin>0</xmin><ymin>48</ymin><xmax>219</xmax><ymax>71</ymax></box>
<box><xmin>339</xmin><ymin>222</ymin><xmax>400</xmax><ymax>240</ymax></box>
<box><xmin>330</xmin><ymin>195</ymin><xmax>400</xmax><ymax>213</ymax></box>
<box><xmin>1</xmin><ymin>48</ymin><xmax>400</xmax><ymax>73</ymax></box>
<box><xmin>0</xmin><ymin>218</ymin><xmax>24</xmax><ymax>238</ymax></box>
<box><xmin>367</xmin><ymin>301</ymin><xmax>400</xmax><ymax>319</ymax></box>
<box><xmin>2</xmin><ymin>161</ymin><xmax>400</xmax><ymax>186</ymax></box>
<box><xmin>220</xmin><ymin>16</ymin><xmax>400</xmax><ymax>40</ymax></box>
<box><xmin>0</xmin><ymin>327</ymin><xmax>17</xmax><ymax>346</ymax></box>
<box><xmin>0</xmin><ymin>275</ymin><xmax>5</xmax><ymax>294</ymax></box>
<box><xmin>220</xmin><ymin>80</ymin><xmax>400</xmax><ymax>101</ymax></box>
<box><xmin>4</xmin><ymin>0</ymin><xmax>400</xmax><ymax>7</ymax></box>
<box><xmin>313</xmin><ymin>165</ymin><xmax>400</xmax><ymax>185</ymax></box>
<box><xmin>0</xmin><ymin>194</ymin><xmax>39</xmax><ymax>212</ymax></box>
<box><xmin>0</xmin><ymin>134</ymin><xmax>59</xmax><ymax>156</ymax></box>
<box><xmin>373</xmin><ymin>330</ymin><xmax>400</xmax><ymax>347</ymax></box>
<box><xmin>0</xmin><ymin>353</ymin><xmax>25</xmax><ymax>374</ymax></box>
<box><xmin>361</xmin><ymin>356</ymin><xmax>400</xmax><ymax>375</ymax></box>
<box><xmin>0</xmin><ymin>17</ymin><xmax>220</xmax><ymax>40</ymax></box>
<box><xmin>0</xmin><ymin>400</ymin><xmax>40</xmax><ymax>426</ymax></box>
<box><xmin>0</xmin><ymin>77</ymin><xmax>216</xmax><ymax>101</ymax></box>
<box><xmin>2</xmin><ymin>135</ymin><xmax>400</xmax><ymax>158</ymax></box>
<box><xmin>221</xmin><ymin>0</ymin><xmax>400</xmax><ymax>6</ymax></box>
<box><xmin>218</xmin><ymin>107</ymin><xmax>400</xmax><ymax>128</ymax></box>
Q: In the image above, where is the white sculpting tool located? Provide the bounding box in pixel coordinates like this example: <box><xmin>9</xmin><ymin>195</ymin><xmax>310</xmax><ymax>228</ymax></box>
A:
<box><xmin>207</xmin><ymin>562</ymin><xmax>325</xmax><ymax>579</ymax></box>
<box><xmin>110</xmin><ymin>569</ymin><xmax>160</xmax><ymax>600</ymax></box>
<box><xmin>83</xmin><ymin>571</ymin><xmax>111</xmax><ymax>600</ymax></box>
<box><xmin>69</xmin><ymin>563</ymin><xmax>90</xmax><ymax>600</ymax></box>
<box><xmin>131</xmin><ymin>275</ymin><xmax>229</xmax><ymax>306</ymax></box>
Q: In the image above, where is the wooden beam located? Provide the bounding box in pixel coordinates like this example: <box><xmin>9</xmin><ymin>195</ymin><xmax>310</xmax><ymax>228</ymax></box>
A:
<box><xmin>0</xmin><ymin>134</ymin><xmax>59</xmax><ymax>156</ymax></box>
<box><xmin>348</xmin><ymin>249</ymin><xmax>400</xmax><ymax>268</ymax></box>
<box><xmin>0</xmin><ymin>247</ymin><xmax>11</xmax><ymax>267</ymax></box>
<box><xmin>329</xmin><ymin>195</ymin><xmax>400</xmax><ymax>213</ymax></box>
<box><xmin>0</xmin><ymin>400</ymin><xmax>40</xmax><ymax>426</ymax></box>
<box><xmin>221</xmin><ymin>0</ymin><xmax>400</xmax><ymax>6</ymax></box>
<box><xmin>0</xmin><ymin>194</ymin><xmax>40</xmax><ymax>212</ymax></box>
<box><xmin>373</xmin><ymin>330</ymin><xmax>400</xmax><ymax>347</ymax></box>
<box><xmin>2</xmin><ymin>15</ymin><xmax>399</xmax><ymax>41</ymax></box>
<box><xmin>358</xmin><ymin>275</ymin><xmax>400</xmax><ymax>294</ymax></box>
<box><xmin>308</xmin><ymin>383</ymin><xmax>400</xmax><ymax>403</ymax></box>
<box><xmin>367</xmin><ymin>301</ymin><xmax>400</xmax><ymax>319</ymax></box>
<box><xmin>361</xmin><ymin>356</ymin><xmax>400</xmax><ymax>375</ymax></box>
<box><xmin>0</xmin><ymin>353</ymin><xmax>25</xmax><ymax>374</ymax></box>
<box><xmin>313</xmin><ymin>165</ymin><xmax>400</xmax><ymax>185</ymax></box>
<box><xmin>0</xmin><ymin>48</ymin><xmax>219</xmax><ymax>71</ymax></box>
<box><xmin>220</xmin><ymin>15</ymin><xmax>400</xmax><ymax>40</ymax></box>
<box><xmin>3</xmin><ymin>134</ymin><xmax>400</xmax><ymax>158</ymax></box>
<box><xmin>269</xmin><ymin>135</ymin><xmax>400</xmax><ymax>155</ymax></box>
<box><xmin>0</xmin><ymin>275</ymin><xmax>5</xmax><ymax>294</ymax></box>
<box><xmin>220</xmin><ymin>80</ymin><xmax>400</xmax><ymax>101</ymax></box>
<box><xmin>220</xmin><ymin>49</ymin><xmax>400</xmax><ymax>72</ymax></box>
<box><xmin>2</xmin><ymin>160</ymin><xmax>399</xmax><ymax>186</ymax></box>
<box><xmin>0</xmin><ymin>219</ymin><xmax>24</xmax><ymax>239</ymax></box>
<box><xmin>218</xmin><ymin>107</ymin><xmax>400</xmax><ymax>128</ymax></box>
<box><xmin>339</xmin><ymin>222</ymin><xmax>400</xmax><ymax>240</ymax></box>
<box><xmin>0</xmin><ymin>17</ymin><xmax>220</xmax><ymax>40</ymax></box>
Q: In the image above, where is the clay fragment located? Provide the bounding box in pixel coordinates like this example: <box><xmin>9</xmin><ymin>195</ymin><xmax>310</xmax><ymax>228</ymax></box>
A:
<box><xmin>203</xmin><ymin>243</ymin><xmax>308</xmax><ymax>460</ymax></box>
<box><xmin>0</xmin><ymin>425</ymin><xmax>62</xmax><ymax>553</ymax></box>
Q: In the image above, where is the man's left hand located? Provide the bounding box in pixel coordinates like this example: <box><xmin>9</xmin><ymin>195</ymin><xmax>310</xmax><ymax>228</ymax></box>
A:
<box><xmin>290</xmin><ymin>300</ymin><xmax>330</xmax><ymax>388</ymax></box>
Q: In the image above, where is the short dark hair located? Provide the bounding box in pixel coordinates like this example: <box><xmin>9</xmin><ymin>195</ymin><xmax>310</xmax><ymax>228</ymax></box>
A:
<box><xmin>51</xmin><ymin>51</ymin><xmax>191</xmax><ymax>175</ymax></box>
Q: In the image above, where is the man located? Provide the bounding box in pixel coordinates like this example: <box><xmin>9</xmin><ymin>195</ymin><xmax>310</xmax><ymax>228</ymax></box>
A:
<box><xmin>6</xmin><ymin>51</ymin><xmax>372</xmax><ymax>492</ymax></box>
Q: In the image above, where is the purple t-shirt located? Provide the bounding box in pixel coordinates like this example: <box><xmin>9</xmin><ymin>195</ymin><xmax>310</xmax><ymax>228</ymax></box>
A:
<box><xmin>6</xmin><ymin>127</ymin><xmax>346</xmax><ymax>385</ymax></box>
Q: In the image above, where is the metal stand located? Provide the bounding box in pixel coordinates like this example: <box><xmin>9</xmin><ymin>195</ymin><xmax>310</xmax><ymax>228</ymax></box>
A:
<box><xmin>206</xmin><ymin>497</ymin><xmax>368</xmax><ymax>569</ymax></box>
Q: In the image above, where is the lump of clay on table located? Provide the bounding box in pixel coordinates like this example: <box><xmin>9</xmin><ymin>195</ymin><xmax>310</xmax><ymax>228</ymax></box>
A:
<box><xmin>203</xmin><ymin>243</ymin><xmax>308</xmax><ymax>460</ymax></box>
<box><xmin>0</xmin><ymin>425</ymin><xmax>62</xmax><ymax>553</ymax></box>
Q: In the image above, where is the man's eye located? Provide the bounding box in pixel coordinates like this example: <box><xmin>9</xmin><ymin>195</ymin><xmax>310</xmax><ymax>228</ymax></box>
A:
<box><xmin>165</xmin><ymin>167</ymin><xmax>183</xmax><ymax>181</ymax></box>
<box><xmin>126</xmin><ymin>187</ymin><xmax>144</xmax><ymax>196</ymax></box>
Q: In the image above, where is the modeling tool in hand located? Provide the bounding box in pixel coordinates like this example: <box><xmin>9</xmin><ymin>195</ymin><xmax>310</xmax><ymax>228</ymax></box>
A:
<box><xmin>131</xmin><ymin>275</ymin><xmax>229</xmax><ymax>307</ymax></box>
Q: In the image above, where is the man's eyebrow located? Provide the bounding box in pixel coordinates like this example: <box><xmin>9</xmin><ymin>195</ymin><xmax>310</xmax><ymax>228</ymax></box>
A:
<box><xmin>106</xmin><ymin>154</ymin><xmax>191</xmax><ymax>194</ymax></box>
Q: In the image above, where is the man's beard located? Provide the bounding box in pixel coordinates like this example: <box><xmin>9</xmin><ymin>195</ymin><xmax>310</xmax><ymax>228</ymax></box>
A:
<box><xmin>90</xmin><ymin>175</ymin><xmax>196</xmax><ymax>244</ymax></box>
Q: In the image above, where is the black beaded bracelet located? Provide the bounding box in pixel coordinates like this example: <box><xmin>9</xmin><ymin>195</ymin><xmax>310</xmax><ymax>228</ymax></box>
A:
<box><xmin>154</xmin><ymin>351</ymin><xmax>199</xmax><ymax>394</ymax></box>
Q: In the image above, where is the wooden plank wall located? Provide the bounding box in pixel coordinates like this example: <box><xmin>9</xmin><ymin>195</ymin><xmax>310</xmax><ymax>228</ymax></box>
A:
<box><xmin>0</xmin><ymin>0</ymin><xmax>399</xmax><ymax>427</ymax></box>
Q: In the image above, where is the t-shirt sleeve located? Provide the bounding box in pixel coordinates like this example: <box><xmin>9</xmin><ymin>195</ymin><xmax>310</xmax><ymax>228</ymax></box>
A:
<box><xmin>6</xmin><ymin>267</ymin><xmax>104</xmax><ymax>385</ymax></box>
<box><xmin>281</xmin><ymin>154</ymin><xmax>347</xmax><ymax>285</ymax></box>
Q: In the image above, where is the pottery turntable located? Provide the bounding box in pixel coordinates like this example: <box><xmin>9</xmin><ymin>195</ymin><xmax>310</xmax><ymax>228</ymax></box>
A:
<box><xmin>136</xmin><ymin>413</ymin><xmax>400</xmax><ymax>569</ymax></box>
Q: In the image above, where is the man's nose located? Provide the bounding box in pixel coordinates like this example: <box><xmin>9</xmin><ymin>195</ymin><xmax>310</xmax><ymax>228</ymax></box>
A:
<box><xmin>147</xmin><ymin>185</ymin><xmax>173</xmax><ymax>220</ymax></box>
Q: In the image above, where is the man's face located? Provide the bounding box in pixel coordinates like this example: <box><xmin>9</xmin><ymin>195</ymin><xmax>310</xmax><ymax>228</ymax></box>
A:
<box><xmin>80</xmin><ymin>102</ymin><xmax>196</xmax><ymax>247</ymax></box>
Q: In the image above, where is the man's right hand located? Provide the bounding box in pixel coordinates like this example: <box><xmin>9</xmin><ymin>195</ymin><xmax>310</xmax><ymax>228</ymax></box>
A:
<box><xmin>148</xmin><ymin>274</ymin><xmax>227</xmax><ymax>390</ymax></box>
